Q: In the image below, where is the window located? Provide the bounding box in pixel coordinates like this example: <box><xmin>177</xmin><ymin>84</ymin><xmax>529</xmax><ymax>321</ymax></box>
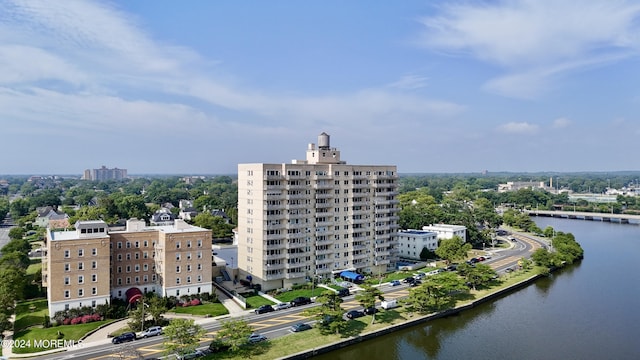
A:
<box><xmin>92</xmin><ymin>287</ymin><xmax>97</xmax><ymax>295</ymax></box>
<box><xmin>78</xmin><ymin>249</ymin><xmax>84</xmax><ymax>257</ymax></box>
<box><xmin>135</xmin><ymin>241</ymin><xmax>139</xmax><ymax>248</ymax></box>
<box><xmin>187</xmin><ymin>240</ymin><xmax>192</xmax><ymax>248</ymax></box>
<box><xmin>126</xmin><ymin>277</ymin><xmax>131</xmax><ymax>284</ymax></box>
<box><xmin>78</xmin><ymin>288</ymin><xmax>84</xmax><ymax>297</ymax></box>
<box><xmin>91</xmin><ymin>300</ymin><xmax>96</xmax><ymax>307</ymax></box>
<box><xmin>143</xmin><ymin>251</ymin><xmax>148</xmax><ymax>259</ymax></box>
<box><xmin>176</xmin><ymin>253</ymin><xmax>181</xmax><ymax>261</ymax></box>
<box><xmin>152</xmin><ymin>274</ymin><xmax>156</xmax><ymax>281</ymax></box>
<box><xmin>64</xmin><ymin>277</ymin><xmax>70</xmax><ymax>285</ymax></box>
<box><xmin>197</xmin><ymin>251</ymin><xmax>202</xmax><ymax>259</ymax></box>
<box><xmin>64</xmin><ymin>250</ymin><xmax>70</xmax><ymax>258</ymax></box>
<box><xmin>187</xmin><ymin>264</ymin><xmax>191</xmax><ymax>272</ymax></box>
<box><xmin>135</xmin><ymin>253</ymin><xmax>139</xmax><ymax>260</ymax></box>
<box><xmin>92</xmin><ymin>274</ymin><xmax>97</xmax><ymax>282</ymax></box>
<box><xmin>135</xmin><ymin>264</ymin><xmax>140</xmax><ymax>272</ymax></box>
<box><xmin>135</xmin><ymin>276</ymin><xmax>139</xmax><ymax>283</ymax></box>
<box><xmin>78</xmin><ymin>262</ymin><xmax>84</xmax><ymax>270</ymax></box>
<box><xmin>117</xmin><ymin>242</ymin><xmax>122</xmax><ymax>249</ymax></box>
<box><xmin>126</xmin><ymin>265</ymin><xmax>131</xmax><ymax>273</ymax></box>
<box><xmin>143</xmin><ymin>275</ymin><xmax>148</xmax><ymax>282</ymax></box>
<box><xmin>197</xmin><ymin>239</ymin><xmax>202</xmax><ymax>247</ymax></box>
<box><xmin>126</xmin><ymin>242</ymin><xmax>131</xmax><ymax>249</ymax></box>
<box><xmin>176</xmin><ymin>241</ymin><xmax>181</xmax><ymax>249</ymax></box>
<box><xmin>143</xmin><ymin>264</ymin><xmax>148</xmax><ymax>271</ymax></box>
<box><xmin>92</xmin><ymin>248</ymin><xmax>97</xmax><ymax>256</ymax></box>
<box><xmin>78</xmin><ymin>275</ymin><xmax>84</xmax><ymax>284</ymax></box>
<box><xmin>117</xmin><ymin>254</ymin><xmax>122</xmax><ymax>261</ymax></box>
<box><xmin>117</xmin><ymin>278</ymin><xmax>122</xmax><ymax>285</ymax></box>
<box><xmin>176</xmin><ymin>266</ymin><xmax>181</xmax><ymax>273</ymax></box>
<box><xmin>126</xmin><ymin>253</ymin><xmax>131</xmax><ymax>260</ymax></box>
<box><xmin>65</xmin><ymin>304</ymin><xmax>70</xmax><ymax>310</ymax></box>
<box><xmin>64</xmin><ymin>290</ymin><xmax>70</xmax><ymax>298</ymax></box>
<box><xmin>143</xmin><ymin>240</ymin><xmax>148</xmax><ymax>247</ymax></box>
<box><xmin>186</xmin><ymin>276</ymin><xmax>191</xmax><ymax>283</ymax></box>
<box><xmin>92</xmin><ymin>261</ymin><xmax>97</xmax><ymax>269</ymax></box>
<box><xmin>187</xmin><ymin>253</ymin><xmax>191</xmax><ymax>260</ymax></box>
<box><xmin>176</xmin><ymin>277</ymin><xmax>181</xmax><ymax>285</ymax></box>
<box><xmin>197</xmin><ymin>263</ymin><xmax>202</xmax><ymax>271</ymax></box>
<box><xmin>197</xmin><ymin>275</ymin><xmax>202</xmax><ymax>282</ymax></box>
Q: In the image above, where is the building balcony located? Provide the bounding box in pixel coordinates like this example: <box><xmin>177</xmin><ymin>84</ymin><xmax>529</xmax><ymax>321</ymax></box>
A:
<box><xmin>285</xmin><ymin>271</ymin><xmax>306</xmax><ymax>279</ymax></box>
<box><xmin>315</xmin><ymin>229</ymin><xmax>334</xmax><ymax>237</ymax></box>
<box><xmin>315</xmin><ymin>238</ymin><xmax>333</xmax><ymax>246</ymax></box>
<box><xmin>375</xmin><ymin>259</ymin><xmax>391</xmax><ymax>265</ymax></box>
<box><xmin>265</xmin><ymin>273</ymin><xmax>284</xmax><ymax>281</ymax></box>
<box><xmin>286</xmin><ymin>203</ymin><xmax>307</xmax><ymax>210</ymax></box>
<box><xmin>315</xmin><ymin>221</ymin><xmax>333</xmax><ymax>227</ymax></box>
<box><xmin>315</xmin><ymin>249</ymin><xmax>333</xmax><ymax>256</ymax></box>
<box><xmin>264</xmin><ymin>174</ymin><xmax>284</xmax><ymax>180</ymax></box>
<box><xmin>350</xmin><ymin>252</ymin><xmax>369</xmax><ymax>260</ymax></box>
<box><xmin>265</xmin><ymin>242</ymin><xmax>286</xmax><ymax>250</ymax></box>
<box><xmin>265</xmin><ymin>233</ymin><xmax>285</xmax><ymax>241</ymax></box>
<box><xmin>315</xmin><ymin>257</ymin><xmax>333</xmax><ymax>265</ymax></box>
<box><xmin>316</xmin><ymin>267</ymin><xmax>333</xmax><ymax>275</ymax></box>
<box><xmin>315</xmin><ymin>201</ymin><xmax>333</xmax><ymax>208</ymax></box>
<box><xmin>314</xmin><ymin>193</ymin><xmax>333</xmax><ymax>199</ymax></box>
<box><xmin>286</xmin><ymin>242</ymin><xmax>307</xmax><ymax>250</ymax></box>
<box><xmin>264</xmin><ymin>253</ymin><xmax>285</xmax><ymax>261</ymax></box>
<box><xmin>285</xmin><ymin>194</ymin><xmax>307</xmax><ymax>200</ymax></box>
<box><xmin>313</xmin><ymin>183</ymin><xmax>333</xmax><ymax>189</ymax></box>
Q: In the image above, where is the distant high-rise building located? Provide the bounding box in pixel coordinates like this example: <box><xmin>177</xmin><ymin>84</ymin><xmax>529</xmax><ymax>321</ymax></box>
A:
<box><xmin>237</xmin><ymin>132</ymin><xmax>399</xmax><ymax>291</ymax></box>
<box><xmin>82</xmin><ymin>166</ymin><xmax>128</xmax><ymax>181</ymax></box>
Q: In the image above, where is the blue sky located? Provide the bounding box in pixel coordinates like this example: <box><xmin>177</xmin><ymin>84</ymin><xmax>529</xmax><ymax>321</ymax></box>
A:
<box><xmin>2</xmin><ymin>0</ymin><xmax>640</xmax><ymax>175</ymax></box>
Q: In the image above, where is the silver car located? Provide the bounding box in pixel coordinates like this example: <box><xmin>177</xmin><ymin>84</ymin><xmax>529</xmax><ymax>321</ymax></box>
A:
<box><xmin>273</xmin><ymin>302</ymin><xmax>292</xmax><ymax>310</ymax></box>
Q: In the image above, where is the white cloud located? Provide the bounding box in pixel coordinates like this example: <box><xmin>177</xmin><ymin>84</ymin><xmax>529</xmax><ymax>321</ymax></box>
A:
<box><xmin>418</xmin><ymin>0</ymin><xmax>640</xmax><ymax>98</ymax></box>
<box><xmin>387</xmin><ymin>75</ymin><xmax>429</xmax><ymax>90</ymax></box>
<box><xmin>497</xmin><ymin>122</ymin><xmax>539</xmax><ymax>134</ymax></box>
<box><xmin>552</xmin><ymin>117</ymin><xmax>571</xmax><ymax>128</ymax></box>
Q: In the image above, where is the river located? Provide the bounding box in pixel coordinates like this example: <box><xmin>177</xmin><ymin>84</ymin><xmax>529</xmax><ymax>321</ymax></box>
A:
<box><xmin>313</xmin><ymin>217</ymin><xmax>640</xmax><ymax>360</ymax></box>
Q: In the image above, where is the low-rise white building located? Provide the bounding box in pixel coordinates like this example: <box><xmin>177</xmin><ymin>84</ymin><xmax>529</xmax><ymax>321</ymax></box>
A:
<box><xmin>397</xmin><ymin>230</ymin><xmax>437</xmax><ymax>260</ymax></box>
<box><xmin>422</xmin><ymin>224</ymin><xmax>467</xmax><ymax>242</ymax></box>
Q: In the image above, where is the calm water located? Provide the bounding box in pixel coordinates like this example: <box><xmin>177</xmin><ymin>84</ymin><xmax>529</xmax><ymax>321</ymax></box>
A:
<box><xmin>314</xmin><ymin>218</ymin><xmax>640</xmax><ymax>360</ymax></box>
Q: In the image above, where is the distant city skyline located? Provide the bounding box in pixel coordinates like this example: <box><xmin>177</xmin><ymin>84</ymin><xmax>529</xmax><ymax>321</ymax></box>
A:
<box><xmin>2</xmin><ymin>1</ymin><xmax>640</xmax><ymax>175</ymax></box>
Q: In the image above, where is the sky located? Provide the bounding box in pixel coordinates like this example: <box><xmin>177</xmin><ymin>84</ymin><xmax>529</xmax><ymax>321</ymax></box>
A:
<box><xmin>2</xmin><ymin>0</ymin><xmax>640</xmax><ymax>175</ymax></box>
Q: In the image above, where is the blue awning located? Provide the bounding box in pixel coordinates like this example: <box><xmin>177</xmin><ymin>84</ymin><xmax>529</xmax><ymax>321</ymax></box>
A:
<box><xmin>340</xmin><ymin>271</ymin><xmax>364</xmax><ymax>282</ymax></box>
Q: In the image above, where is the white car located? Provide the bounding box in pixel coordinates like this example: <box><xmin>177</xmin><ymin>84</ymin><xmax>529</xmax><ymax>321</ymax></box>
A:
<box><xmin>273</xmin><ymin>302</ymin><xmax>292</xmax><ymax>310</ymax></box>
<box><xmin>248</xmin><ymin>333</ymin><xmax>267</xmax><ymax>343</ymax></box>
<box><xmin>140</xmin><ymin>326</ymin><xmax>162</xmax><ymax>338</ymax></box>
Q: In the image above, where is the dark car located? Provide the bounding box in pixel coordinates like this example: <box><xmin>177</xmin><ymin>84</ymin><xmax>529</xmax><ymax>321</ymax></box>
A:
<box><xmin>345</xmin><ymin>310</ymin><xmax>365</xmax><ymax>319</ymax></box>
<box><xmin>290</xmin><ymin>296</ymin><xmax>312</xmax><ymax>307</ymax></box>
<box><xmin>402</xmin><ymin>276</ymin><xmax>415</xmax><ymax>284</ymax></box>
<box><xmin>255</xmin><ymin>304</ymin><xmax>275</xmax><ymax>314</ymax></box>
<box><xmin>337</xmin><ymin>287</ymin><xmax>350</xmax><ymax>297</ymax></box>
<box><xmin>111</xmin><ymin>331</ymin><xmax>136</xmax><ymax>344</ymax></box>
<box><xmin>410</xmin><ymin>279</ymin><xmax>422</xmax><ymax>287</ymax></box>
<box><xmin>290</xmin><ymin>322</ymin><xmax>312</xmax><ymax>332</ymax></box>
<box><xmin>364</xmin><ymin>306</ymin><xmax>378</xmax><ymax>315</ymax></box>
<box><xmin>445</xmin><ymin>263</ymin><xmax>459</xmax><ymax>271</ymax></box>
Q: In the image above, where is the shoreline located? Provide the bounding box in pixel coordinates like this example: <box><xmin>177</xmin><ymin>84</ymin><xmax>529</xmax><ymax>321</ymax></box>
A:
<box><xmin>279</xmin><ymin>271</ymin><xmax>545</xmax><ymax>360</ymax></box>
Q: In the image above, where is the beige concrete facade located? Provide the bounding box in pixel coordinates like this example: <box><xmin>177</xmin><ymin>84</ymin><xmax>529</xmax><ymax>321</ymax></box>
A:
<box><xmin>44</xmin><ymin>219</ymin><xmax>212</xmax><ymax>317</ymax></box>
<box><xmin>237</xmin><ymin>133</ymin><xmax>399</xmax><ymax>291</ymax></box>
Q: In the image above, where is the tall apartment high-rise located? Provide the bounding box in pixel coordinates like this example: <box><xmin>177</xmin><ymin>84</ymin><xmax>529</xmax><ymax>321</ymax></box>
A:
<box><xmin>237</xmin><ymin>132</ymin><xmax>399</xmax><ymax>291</ymax></box>
<box><xmin>43</xmin><ymin>219</ymin><xmax>212</xmax><ymax>316</ymax></box>
<box><xmin>82</xmin><ymin>165</ymin><xmax>128</xmax><ymax>181</ymax></box>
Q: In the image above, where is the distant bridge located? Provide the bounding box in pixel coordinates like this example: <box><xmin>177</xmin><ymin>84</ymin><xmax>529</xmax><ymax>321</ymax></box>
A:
<box><xmin>526</xmin><ymin>210</ymin><xmax>640</xmax><ymax>225</ymax></box>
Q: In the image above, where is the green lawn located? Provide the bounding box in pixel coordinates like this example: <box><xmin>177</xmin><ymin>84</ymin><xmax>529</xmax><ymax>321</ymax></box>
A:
<box><xmin>243</xmin><ymin>293</ymin><xmax>274</xmax><ymax>308</ymax></box>
<box><xmin>169</xmin><ymin>302</ymin><xmax>229</xmax><ymax>317</ymax></box>
<box><xmin>273</xmin><ymin>289</ymin><xmax>316</xmax><ymax>302</ymax></box>
<box><xmin>12</xmin><ymin>320</ymin><xmax>110</xmax><ymax>354</ymax></box>
<box><xmin>14</xmin><ymin>299</ymin><xmax>48</xmax><ymax>331</ymax></box>
<box><xmin>26</xmin><ymin>262</ymin><xmax>42</xmax><ymax>276</ymax></box>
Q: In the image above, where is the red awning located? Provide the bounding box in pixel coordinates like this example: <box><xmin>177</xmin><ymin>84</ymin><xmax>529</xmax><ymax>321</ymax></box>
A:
<box><xmin>125</xmin><ymin>287</ymin><xmax>143</xmax><ymax>304</ymax></box>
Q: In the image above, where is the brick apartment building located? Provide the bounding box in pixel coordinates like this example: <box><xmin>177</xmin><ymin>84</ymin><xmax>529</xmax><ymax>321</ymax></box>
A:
<box><xmin>43</xmin><ymin>219</ymin><xmax>212</xmax><ymax>316</ymax></box>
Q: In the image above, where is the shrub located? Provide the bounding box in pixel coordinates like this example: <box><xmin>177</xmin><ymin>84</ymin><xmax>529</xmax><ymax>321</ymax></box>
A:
<box><xmin>189</xmin><ymin>299</ymin><xmax>201</xmax><ymax>306</ymax></box>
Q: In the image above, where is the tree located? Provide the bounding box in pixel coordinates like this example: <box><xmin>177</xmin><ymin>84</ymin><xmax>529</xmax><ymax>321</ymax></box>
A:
<box><xmin>193</xmin><ymin>212</ymin><xmax>234</xmax><ymax>238</ymax></box>
<box><xmin>308</xmin><ymin>290</ymin><xmax>347</xmax><ymax>335</ymax></box>
<box><xmin>435</xmin><ymin>236</ymin><xmax>471</xmax><ymax>264</ymax></box>
<box><xmin>214</xmin><ymin>318</ymin><xmax>255</xmax><ymax>357</ymax></box>
<box><xmin>355</xmin><ymin>284</ymin><xmax>384</xmax><ymax>324</ymax></box>
<box><xmin>406</xmin><ymin>271</ymin><xmax>467</xmax><ymax>313</ymax></box>
<box><xmin>458</xmin><ymin>263</ymin><xmax>496</xmax><ymax>290</ymax></box>
<box><xmin>146</xmin><ymin>293</ymin><xmax>167</xmax><ymax>326</ymax></box>
<box><xmin>8</xmin><ymin>227</ymin><xmax>26</xmax><ymax>241</ymax></box>
<box><xmin>162</xmin><ymin>318</ymin><xmax>206</xmax><ymax>358</ymax></box>
<box><xmin>543</xmin><ymin>226</ymin><xmax>555</xmax><ymax>238</ymax></box>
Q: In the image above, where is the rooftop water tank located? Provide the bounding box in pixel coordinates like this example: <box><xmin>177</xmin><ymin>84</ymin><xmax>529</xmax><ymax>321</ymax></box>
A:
<box><xmin>318</xmin><ymin>132</ymin><xmax>330</xmax><ymax>149</ymax></box>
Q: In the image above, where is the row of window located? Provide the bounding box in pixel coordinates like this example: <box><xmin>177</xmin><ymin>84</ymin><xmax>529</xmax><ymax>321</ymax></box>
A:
<box><xmin>113</xmin><ymin>239</ymin><xmax>204</xmax><ymax>249</ymax></box>
<box><xmin>116</xmin><ymin>274</ymin><xmax>155</xmax><ymax>285</ymax></box>
<box><xmin>63</xmin><ymin>274</ymin><xmax>98</xmax><ymax>284</ymax></box>
<box><xmin>64</xmin><ymin>262</ymin><xmax>95</xmax><ymax>271</ymax></box>
<box><xmin>63</xmin><ymin>287</ymin><xmax>98</xmax><ymax>298</ymax></box>
<box><xmin>63</xmin><ymin>248</ymin><xmax>98</xmax><ymax>258</ymax></box>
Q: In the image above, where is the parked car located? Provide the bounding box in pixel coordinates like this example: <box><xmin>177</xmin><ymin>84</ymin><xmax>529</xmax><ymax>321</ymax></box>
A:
<box><xmin>402</xmin><ymin>277</ymin><xmax>415</xmax><ymax>284</ymax></box>
<box><xmin>345</xmin><ymin>310</ymin><xmax>365</xmax><ymax>319</ymax></box>
<box><xmin>290</xmin><ymin>297</ymin><xmax>312</xmax><ymax>307</ymax></box>
<box><xmin>290</xmin><ymin>322</ymin><xmax>312</xmax><ymax>332</ymax></box>
<box><xmin>445</xmin><ymin>264</ymin><xmax>458</xmax><ymax>271</ymax></box>
<box><xmin>477</xmin><ymin>256</ymin><xmax>486</xmax><ymax>262</ymax></box>
<box><xmin>111</xmin><ymin>331</ymin><xmax>136</xmax><ymax>344</ymax></box>
<box><xmin>410</xmin><ymin>279</ymin><xmax>422</xmax><ymax>287</ymax></box>
<box><xmin>364</xmin><ymin>306</ymin><xmax>378</xmax><ymax>315</ymax></box>
<box><xmin>176</xmin><ymin>349</ymin><xmax>205</xmax><ymax>360</ymax></box>
<box><xmin>248</xmin><ymin>333</ymin><xmax>268</xmax><ymax>343</ymax></box>
<box><xmin>140</xmin><ymin>326</ymin><xmax>162</xmax><ymax>338</ymax></box>
<box><xmin>337</xmin><ymin>287</ymin><xmax>350</xmax><ymax>297</ymax></box>
<box><xmin>255</xmin><ymin>304</ymin><xmax>275</xmax><ymax>314</ymax></box>
<box><xmin>469</xmin><ymin>258</ymin><xmax>480</xmax><ymax>263</ymax></box>
<box><xmin>390</xmin><ymin>280</ymin><xmax>401</xmax><ymax>286</ymax></box>
<box><xmin>273</xmin><ymin>302</ymin><xmax>292</xmax><ymax>310</ymax></box>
